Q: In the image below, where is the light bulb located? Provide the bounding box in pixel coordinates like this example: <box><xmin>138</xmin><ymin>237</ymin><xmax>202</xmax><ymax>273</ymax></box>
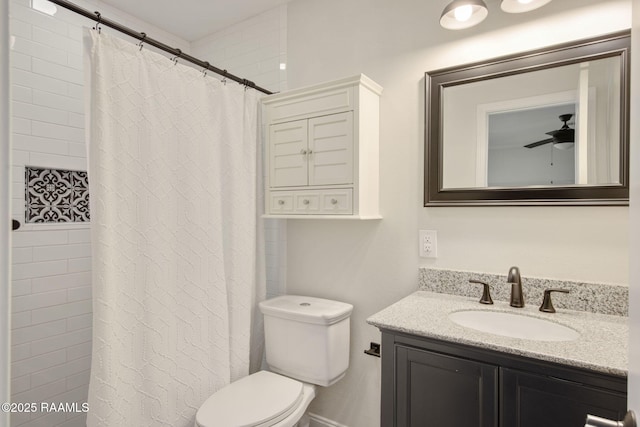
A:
<box><xmin>454</xmin><ymin>5</ymin><xmax>473</xmax><ymax>21</ymax></box>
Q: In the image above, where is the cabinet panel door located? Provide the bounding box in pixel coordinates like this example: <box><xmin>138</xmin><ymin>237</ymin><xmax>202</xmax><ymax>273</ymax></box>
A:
<box><xmin>500</xmin><ymin>368</ymin><xmax>627</xmax><ymax>427</ymax></box>
<box><xmin>308</xmin><ymin>112</ymin><xmax>354</xmax><ymax>186</ymax></box>
<box><xmin>396</xmin><ymin>345</ymin><xmax>498</xmax><ymax>427</ymax></box>
<box><xmin>269</xmin><ymin>120</ymin><xmax>308</xmax><ymax>187</ymax></box>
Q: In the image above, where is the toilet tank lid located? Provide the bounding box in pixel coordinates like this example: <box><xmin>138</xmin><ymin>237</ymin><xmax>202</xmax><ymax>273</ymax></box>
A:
<box><xmin>259</xmin><ymin>295</ymin><xmax>353</xmax><ymax>325</ymax></box>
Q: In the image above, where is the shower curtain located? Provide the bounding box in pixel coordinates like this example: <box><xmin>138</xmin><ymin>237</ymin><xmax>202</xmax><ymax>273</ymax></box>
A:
<box><xmin>83</xmin><ymin>30</ymin><xmax>266</xmax><ymax>427</ymax></box>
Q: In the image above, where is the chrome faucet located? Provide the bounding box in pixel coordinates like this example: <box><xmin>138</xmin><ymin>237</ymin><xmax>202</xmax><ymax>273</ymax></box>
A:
<box><xmin>507</xmin><ymin>266</ymin><xmax>524</xmax><ymax>308</ymax></box>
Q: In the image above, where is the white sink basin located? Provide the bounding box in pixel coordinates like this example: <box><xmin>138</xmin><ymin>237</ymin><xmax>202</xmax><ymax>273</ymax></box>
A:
<box><xmin>448</xmin><ymin>310</ymin><xmax>580</xmax><ymax>342</ymax></box>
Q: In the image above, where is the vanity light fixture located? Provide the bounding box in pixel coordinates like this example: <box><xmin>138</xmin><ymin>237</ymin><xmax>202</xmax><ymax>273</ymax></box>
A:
<box><xmin>440</xmin><ymin>0</ymin><xmax>489</xmax><ymax>30</ymax></box>
<box><xmin>500</xmin><ymin>0</ymin><xmax>552</xmax><ymax>13</ymax></box>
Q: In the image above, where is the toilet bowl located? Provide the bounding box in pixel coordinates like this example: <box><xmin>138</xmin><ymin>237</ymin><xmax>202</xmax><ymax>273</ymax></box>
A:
<box><xmin>195</xmin><ymin>295</ymin><xmax>353</xmax><ymax>427</ymax></box>
<box><xmin>194</xmin><ymin>371</ymin><xmax>316</xmax><ymax>427</ymax></box>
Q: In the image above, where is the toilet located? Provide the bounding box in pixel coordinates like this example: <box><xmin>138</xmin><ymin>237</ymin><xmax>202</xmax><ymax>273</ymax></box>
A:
<box><xmin>195</xmin><ymin>295</ymin><xmax>353</xmax><ymax>427</ymax></box>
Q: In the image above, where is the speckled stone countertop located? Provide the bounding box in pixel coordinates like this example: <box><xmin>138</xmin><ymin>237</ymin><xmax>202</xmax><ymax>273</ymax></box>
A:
<box><xmin>367</xmin><ymin>291</ymin><xmax>628</xmax><ymax>377</ymax></box>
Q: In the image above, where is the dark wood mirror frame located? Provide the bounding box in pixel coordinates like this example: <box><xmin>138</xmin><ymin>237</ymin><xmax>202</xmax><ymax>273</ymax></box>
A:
<box><xmin>424</xmin><ymin>31</ymin><xmax>630</xmax><ymax>206</ymax></box>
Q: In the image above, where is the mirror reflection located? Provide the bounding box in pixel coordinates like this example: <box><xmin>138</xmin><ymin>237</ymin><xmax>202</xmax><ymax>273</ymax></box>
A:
<box><xmin>441</xmin><ymin>56</ymin><xmax>621</xmax><ymax>190</ymax></box>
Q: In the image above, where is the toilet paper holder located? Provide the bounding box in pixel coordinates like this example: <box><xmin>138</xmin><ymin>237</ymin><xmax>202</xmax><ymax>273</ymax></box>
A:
<box><xmin>585</xmin><ymin>411</ymin><xmax>636</xmax><ymax>427</ymax></box>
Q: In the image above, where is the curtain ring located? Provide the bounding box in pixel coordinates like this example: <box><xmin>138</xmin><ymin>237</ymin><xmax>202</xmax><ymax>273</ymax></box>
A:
<box><xmin>93</xmin><ymin>11</ymin><xmax>102</xmax><ymax>33</ymax></box>
<box><xmin>202</xmin><ymin>61</ymin><xmax>210</xmax><ymax>77</ymax></box>
<box><xmin>171</xmin><ymin>48</ymin><xmax>182</xmax><ymax>65</ymax></box>
<box><xmin>221</xmin><ymin>70</ymin><xmax>227</xmax><ymax>85</ymax></box>
<box><xmin>138</xmin><ymin>32</ymin><xmax>146</xmax><ymax>51</ymax></box>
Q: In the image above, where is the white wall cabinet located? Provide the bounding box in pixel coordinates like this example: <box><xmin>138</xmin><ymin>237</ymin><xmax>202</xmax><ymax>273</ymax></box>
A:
<box><xmin>262</xmin><ymin>74</ymin><xmax>382</xmax><ymax>219</ymax></box>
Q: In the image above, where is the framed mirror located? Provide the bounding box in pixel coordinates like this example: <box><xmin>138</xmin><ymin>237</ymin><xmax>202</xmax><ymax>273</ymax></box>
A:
<box><xmin>425</xmin><ymin>31</ymin><xmax>630</xmax><ymax>206</ymax></box>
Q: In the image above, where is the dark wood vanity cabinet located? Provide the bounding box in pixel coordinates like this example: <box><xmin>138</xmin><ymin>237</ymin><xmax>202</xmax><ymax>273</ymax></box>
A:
<box><xmin>381</xmin><ymin>331</ymin><xmax>627</xmax><ymax>427</ymax></box>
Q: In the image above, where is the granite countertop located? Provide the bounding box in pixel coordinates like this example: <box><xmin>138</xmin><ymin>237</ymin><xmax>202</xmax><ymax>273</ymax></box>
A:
<box><xmin>367</xmin><ymin>291</ymin><xmax>628</xmax><ymax>377</ymax></box>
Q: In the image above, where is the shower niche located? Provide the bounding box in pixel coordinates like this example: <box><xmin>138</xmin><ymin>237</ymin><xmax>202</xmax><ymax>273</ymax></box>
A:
<box><xmin>262</xmin><ymin>74</ymin><xmax>382</xmax><ymax>219</ymax></box>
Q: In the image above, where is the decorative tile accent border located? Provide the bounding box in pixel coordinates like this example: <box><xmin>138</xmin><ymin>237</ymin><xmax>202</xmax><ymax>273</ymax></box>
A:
<box><xmin>25</xmin><ymin>167</ymin><xmax>90</xmax><ymax>223</ymax></box>
<box><xmin>419</xmin><ymin>267</ymin><xmax>628</xmax><ymax>317</ymax></box>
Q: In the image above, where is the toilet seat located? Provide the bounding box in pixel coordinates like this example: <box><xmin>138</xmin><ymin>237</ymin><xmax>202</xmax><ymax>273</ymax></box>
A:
<box><xmin>195</xmin><ymin>371</ymin><xmax>304</xmax><ymax>427</ymax></box>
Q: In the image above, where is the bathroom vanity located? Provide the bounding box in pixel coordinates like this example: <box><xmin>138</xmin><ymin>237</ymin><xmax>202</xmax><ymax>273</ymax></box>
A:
<box><xmin>368</xmin><ymin>291</ymin><xmax>628</xmax><ymax>427</ymax></box>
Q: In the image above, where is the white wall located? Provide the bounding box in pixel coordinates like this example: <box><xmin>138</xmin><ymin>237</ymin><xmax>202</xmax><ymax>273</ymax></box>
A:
<box><xmin>7</xmin><ymin>2</ymin><xmax>188</xmax><ymax>426</ymax></box>
<box><xmin>285</xmin><ymin>1</ymin><xmax>631</xmax><ymax>426</ymax></box>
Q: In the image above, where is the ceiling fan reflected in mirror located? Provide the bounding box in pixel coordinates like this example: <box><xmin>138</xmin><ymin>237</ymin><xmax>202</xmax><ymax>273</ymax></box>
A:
<box><xmin>524</xmin><ymin>114</ymin><xmax>575</xmax><ymax>150</ymax></box>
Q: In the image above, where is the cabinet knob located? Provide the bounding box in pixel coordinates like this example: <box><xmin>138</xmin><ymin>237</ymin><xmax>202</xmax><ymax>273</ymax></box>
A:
<box><xmin>308</xmin><ymin>149</ymin><xmax>313</xmax><ymax>154</ymax></box>
<box><xmin>278</xmin><ymin>200</ymin><xmax>285</xmax><ymax>205</ymax></box>
<box><xmin>303</xmin><ymin>199</ymin><xmax>310</xmax><ymax>205</ymax></box>
<box><xmin>300</xmin><ymin>149</ymin><xmax>308</xmax><ymax>155</ymax></box>
<box><xmin>331</xmin><ymin>198</ymin><xmax>338</xmax><ymax>205</ymax></box>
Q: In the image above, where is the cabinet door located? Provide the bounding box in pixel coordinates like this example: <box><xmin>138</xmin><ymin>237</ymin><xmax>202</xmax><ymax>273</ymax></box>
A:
<box><xmin>396</xmin><ymin>345</ymin><xmax>498</xmax><ymax>427</ymax></box>
<box><xmin>308</xmin><ymin>112</ymin><xmax>353</xmax><ymax>186</ymax></box>
<box><xmin>269</xmin><ymin>120</ymin><xmax>308</xmax><ymax>187</ymax></box>
<box><xmin>500</xmin><ymin>368</ymin><xmax>627</xmax><ymax>427</ymax></box>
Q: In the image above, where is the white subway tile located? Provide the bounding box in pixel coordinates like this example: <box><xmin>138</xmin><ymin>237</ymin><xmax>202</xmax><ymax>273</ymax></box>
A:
<box><xmin>12</xmin><ymin>165</ymin><xmax>25</xmax><ymax>182</ymax></box>
<box><xmin>12</xmin><ymin>116</ymin><xmax>32</xmax><ymax>134</ymax></box>
<box><xmin>66</xmin><ymin>314</ymin><xmax>91</xmax><ymax>332</ymax></box>
<box><xmin>12</xmin><ymin>260</ymin><xmax>68</xmax><ymax>280</ymax></box>
<box><xmin>33</xmin><ymin>89</ymin><xmax>83</xmax><ymax>114</ymax></box>
<box><xmin>67</xmin><ymin>229</ymin><xmax>90</xmax><ymax>244</ymax></box>
<box><xmin>32</xmin><ymin>26</ymin><xmax>82</xmax><ymax>53</ymax></box>
<box><xmin>12</xmin><ymin>311</ymin><xmax>32</xmax><ymax>329</ymax></box>
<box><xmin>12</xmin><ymin>279</ymin><xmax>32</xmax><ymax>297</ymax></box>
<box><xmin>11</xmin><ymin>319</ymin><xmax>66</xmax><ymax>345</ymax></box>
<box><xmin>10</xmin><ymin>50</ymin><xmax>31</xmax><ymax>70</ymax></box>
<box><xmin>12</xmin><ymin>349</ymin><xmax>66</xmax><ymax>378</ymax></box>
<box><xmin>12</xmin><ymin>68</ymin><xmax>68</xmax><ymax>95</ymax></box>
<box><xmin>12</xmin><ymin>133</ymin><xmax>69</xmax><ymax>155</ymax></box>
<box><xmin>11</xmin><ymin>378</ymin><xmax>67</xmax><ymax>407</ymax></box>
<box><xmin>12</xmin><ymin>246</ymin><xmax>33</xmax><ymax>264</ymax></box>
<box><xmin>12</xmin><ymin>343</ymin><xmax>31</xmax><ymax>362</ymax></box>
<box><xmin>66</xmin><ymin>341</ymin><xmax>91</xmax><ymax>362</ymax></box>
<box><xmin>66</xmin><ymin>82</ymin><xmax>82</xmax><ymax>99</ymax></box>
<box><xmin>12</xmin><ymin>290</ymin><xmax>67</xmax><ymax>314</ymax></box>
<box><xmin>12</xmin><ymin>149</ymin><xmax>30</xmax><ymax>165</ymax></box>
<box><xmin>67</xmin><ymin>142</ymin><xmax>86</xmax><ymax>158</ymax></box>
<box><xmin>30</xmin><ymin>355</ymin><xmax>91</xmax><ymax>388</ymax></box>
<box><xmin>66</xmin><ymin>369</ymin><xmax>90</xmax><ymax>392</ymax></box>
<box><xmin>30</xmin><ymin>327</ymin><xmax>91</xmax><ymax>357</ymax></box>
<box><xmin>12</xmin><ymin>84</ymin><xmax>33</xmax><ymax>102</ymax></box>
<box><xmin>10</xmin><ymin>17</ymin><xmax>32</xmax><ymax>39</ymax></box>
<box><xmin>12</xmin><ymin>101</ymin><xmax>68</xmax><ymax>126</ymax></box>
<box><xmin>32</xmin><ymin>57</ymin><xmax>82</xmax><ymax>85</ymax></box>
<box><xmin>67</xmin><ymin>112</ymin><xmax>84</xmax><ymax>129</ymax></box>
<box><xmin>13</xmin><ymin>36</ymin><xmax>68</xmax><ymax>66</ymax></box>
<box><xmin>11</xmin><ymin>375</ymin><xmax>31</xmax><ymax>395</ymax></box>
<box><xmin>31</xmin><ymin>121</ymin><xmax>85</xmax><ymax>143</ymax></box>
<box><xmin>67</xmin><ymin>53</ymin><xmax>83</xmax><ymax>71</ymax></box>
<box><xmin>12</xmin><ymin>230</ymin><xmax>68</xmax><ymax>247</ymax></box>
<box><xmin>31</xmin><ymin>299</ymin><xmax>91</xmax><ymax>325</ymax></box>
<box><xmin>67</xmin><ymin>257</ymin><xmax>91</xmax><ymax>273</ymax></box>
<box><xmin>67</xmin><ymin>286</ymin><xmax>91</xmax><ymax>302</ymax></box>
<box><xmin>9</xmin><ymin>3</ymin><xmax>69</xmax><ymax>36</ymax></box>
<box><xmin>29</xmin><ymin>151</ymin><xmax>87</xmax><ymax>171</ymax></box>
<box><xmin>31</xmin><ymin>271</ymin><xmax>91</xmax><ymax>293</ymax></box>
<box><xmin>33</xmin><ymin>243</ymin><xmax>91</xmax><ymax>261</ymax></box>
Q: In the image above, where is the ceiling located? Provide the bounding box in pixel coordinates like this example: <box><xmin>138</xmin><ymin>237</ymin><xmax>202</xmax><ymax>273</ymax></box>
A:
<box><xmin>99</xmin><ymin>0</ymin><xmax>290</xmax><ymax>41</ymax></box>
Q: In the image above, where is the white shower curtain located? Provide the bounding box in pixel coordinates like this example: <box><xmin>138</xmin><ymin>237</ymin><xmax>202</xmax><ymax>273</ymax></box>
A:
<box><xmin>83</xmin><ymin>30</ymin><xmax>266</xmax><ymax>427</ymax></box>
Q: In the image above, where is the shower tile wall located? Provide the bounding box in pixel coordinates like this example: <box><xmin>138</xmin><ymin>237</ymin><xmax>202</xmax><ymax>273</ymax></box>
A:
<box><xmin>9</xmin><ymin>1</ymin><xmax>287</xmax><ymax>426</ymax></box>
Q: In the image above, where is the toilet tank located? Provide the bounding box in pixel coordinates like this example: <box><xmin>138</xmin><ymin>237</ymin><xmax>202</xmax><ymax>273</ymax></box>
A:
<box><xmin>259</xmin><ymin>295</ymin><xmax>353</xmax><ymax>387</ymax></box>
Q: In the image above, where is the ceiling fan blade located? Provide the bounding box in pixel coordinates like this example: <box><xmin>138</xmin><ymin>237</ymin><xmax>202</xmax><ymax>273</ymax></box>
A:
<box><xmin>524</xmin><ymin>138</ymin><xmax>554</xmax><ymax>149</ymax></box>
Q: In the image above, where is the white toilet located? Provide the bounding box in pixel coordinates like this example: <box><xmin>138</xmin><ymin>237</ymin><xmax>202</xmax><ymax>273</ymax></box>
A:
<box><xmin>195</xmin><ymin>295</ymin><xmax>353</xmax><ymax>427</ymax></box>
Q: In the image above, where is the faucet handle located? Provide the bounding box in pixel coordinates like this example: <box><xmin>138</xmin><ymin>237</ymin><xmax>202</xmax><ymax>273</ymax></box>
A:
<box><xmin>539</xmin><ymin>289</ymin><xmax>570</xmax><ymax>313</ymax></box>
<box><xmin>469</xmin><ymin>279</ymin><xmax>493</xmax><ymax>305</ymax></box>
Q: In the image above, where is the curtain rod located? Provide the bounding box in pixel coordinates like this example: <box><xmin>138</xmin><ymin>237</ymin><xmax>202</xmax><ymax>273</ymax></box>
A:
<box><xmin>47</xmin><ymin>0</ymin><xmax>274</xmax><ymax>95</ymax></box>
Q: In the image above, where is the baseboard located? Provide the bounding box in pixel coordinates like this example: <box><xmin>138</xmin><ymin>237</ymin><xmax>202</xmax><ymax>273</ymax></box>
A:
<box><xmin>308</xmin><ymin>413</ymin><xmax>349</xmax><ymax>427</ymax></box>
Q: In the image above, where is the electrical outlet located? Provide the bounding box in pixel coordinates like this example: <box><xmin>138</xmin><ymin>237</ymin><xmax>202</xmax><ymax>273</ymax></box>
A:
<box><xmin>419</xmin><ymin>230</ymin><xmax>438</xmax><ymax>258</ymax></box>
